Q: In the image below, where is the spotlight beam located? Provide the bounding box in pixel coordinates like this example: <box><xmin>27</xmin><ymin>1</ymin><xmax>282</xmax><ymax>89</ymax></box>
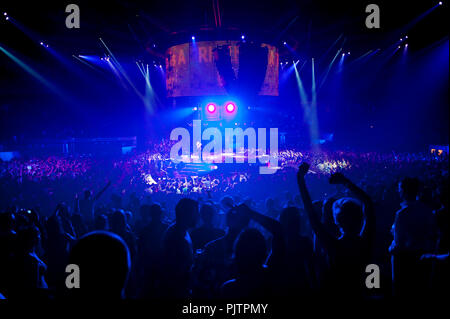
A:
<box><xmin>350</xmin><ymin>50</ymin><xmax>374</xmax><ymax>64</ymax></box>
<box><xmin>318</xmin><ymin>33</ymin><xmax>344</xmax><ymax>62</ymax></box>
<box><xmin>276</xmin><ymin>15</ymin><xmax>299</xmax><ymax>42</ymax></box>
<box><xmin>72</xmin><ymin>55</ymin><xmax>103</xmax><ymax>73</ymax></box>
<box><xmin>311</xmin><ymin>58</ymin><xmax>316</xmax><ymax>104</ymax></box>
<box><xmin>293</xmin><ymin>61</ymin><xmax>309</xmax><ymax>104</ymax></box>
<box><xmin>99</xmin><ymin>38</ymin><xmax>154</xmax><ymax>112</ymax></box>
<box><xmin>337</xmin><ymin>52</ymin><xmax>345</xmax><ymax>73</ymax></box>
<box><xmin>4</xmin><ymin>16</ymin><xmax>41</xmax><ymax>44</ymax></box>
<box><xmin>294</xmin><ymin>59</ymin><xmax>320</xmax><ymax>150</ymax></box>
<box><xmin>99</xmin><ymin>38</ymin><xmax>120</xmax><ymax>66</ymax></box>
<box><xmin>310</xmin><ymin>58</ymin><xmax>320</xmax><ymax>150</ymax></box>
<box><xmin>106</xmin><ymin>59</ymin><xmax>129</xmax><ymax>90</ymax></box>
<box><xmin>401</xmin><ymin>2</ymin><xmax>444</xmax><ymax>34</ymax></box>
<box><xmin>319</xmin><ymin>48</ymin><xmax>342</xmax><ymax>89</ymax></box>
<box><xmin>0</xmin><ymin>45</ymin><xmax>66</xmax><ymax>101</ymax></box>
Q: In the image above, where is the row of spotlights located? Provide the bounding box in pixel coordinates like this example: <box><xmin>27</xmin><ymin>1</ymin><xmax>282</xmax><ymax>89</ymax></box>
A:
<box><xmin>76</xmin><ymin>56</ymin><xmax>164</xmax><ymax>67</ymax></box>
<box><xmin>168</xmin><ymin>6</ymin><xmax>446</xmax><ymax>48</ymax></box>
<box><xmin>280</xmin><ymin>60</ymin><xmax>301</xmax><ymax>65</ymax></box>
<box><xmin>205</xmin><ymin>102</ymin><xmax>236</xmax><ymax>114</ymax></box>
<box><xmin>278</xmin><ymin>4</ymin><xmax>450</xmax><ymax>48</ymax></box>
<box><xmin>191</xmin><ymin>35</ymin><xmax>246</xmax><ymax>41</ymax></box>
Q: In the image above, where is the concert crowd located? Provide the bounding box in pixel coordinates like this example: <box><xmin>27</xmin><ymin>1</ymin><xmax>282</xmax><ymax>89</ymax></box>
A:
<box><xmin>0</xmin><ymin>142</ymin><xmax>448</xmax><ymax>299</ymax></box>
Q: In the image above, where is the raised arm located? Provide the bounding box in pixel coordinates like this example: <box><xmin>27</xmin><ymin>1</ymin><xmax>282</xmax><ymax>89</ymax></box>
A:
<box><xmin>237</xmin><ymin>204</ymin><xmax>285</xmax><ymax>269</ymax></box>
<box><xmin>73</xmin><ymin>193</ymin><xmax>80</xmax><ymax>213</ymax></box>
<box><xmin>243</xmin><ymin>205</ymin><xmax>283</xmax><ymax>239</ymax></box>
<box><xmin>297</xmin><ymin>163</ymin><xmax>336</xmax><ymax>250</ymax></box>
<box><xmin>329</xmin><ymin>172</ymin><xmax>375</xmax><ymax>240</ymax></box>
<box><xmin>93</xmin><ymin>180</ymin><xmax>112</xmax><ymax>201</ymax></box>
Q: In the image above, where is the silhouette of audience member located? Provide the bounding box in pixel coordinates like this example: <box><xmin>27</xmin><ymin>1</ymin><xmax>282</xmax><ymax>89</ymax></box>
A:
<box><xmin>137</xmin><ymin>204</ymin><xmax>169</xmax><ymax>298</ymax></box>
<box><xmin>109</xmin><ymin>210</ymin><xmax>137</xmax><ymax>260</ymax></box>
<box><xmin>265</xmin><ymin>198</ymin><xmax>279</xmax><ymax>219</ymax></box>
<box><xmin>77</xmin><ymin>181</ymin><xmax>111</xmax><ymax>223</ymax></box>
<box><xmin>93</xmin><ymin>214</ymin><xmax>109</xmax><ymax>231</ymax></box>
<box><xmin>0</xmin><ymin>212</ymin><xmax>17</xmax><ymax>297</ymax></box>
<box><xmin>217</xmin><ymin>196</ymin><xmax>234</xmax><ymax>228</ymax></box>
<box><xmin>434</xmin><ymin>179</ymin><xmax>449</xmax><ymax>254</ymax></box>
<box><xmin>190</xmin><ymin>204</ymin><xmax>225</xmax><ymax>251</ymax></box>
<box><xmin>67</xmin><ymin>231</ymin><xmax>130</xmax><ymax>298</ymax></box>
<box><xmin>221</xmin><ymin>229</ymin><xmax>269</xmax><ymax>298</ymax></box>
<box><xmin>9</xmin><ymin>226</ymin><xmax>47</xmax><ymax>298</ymax></box>
<box><xmin>43</xmin><ymin>210</ymin><xmax>74</xmax><ymax>290</ymax></box>
<box><xmin>127</xmin><ymin>192</ymin><xmax>141</xmax><ymax>217</ymax></box>
<box><xmin>161</xmin><ymin>198</ymin><xmax>199</xmax><ymax>298</ymax></box>
<box><xmin>221</xmin><ymin>204</ymin><xmax>284</xmax><ymax>298</ymax></box>
<box><xmin>197</xmin><ymin>204</ymin><xmax>251</xmax><ymax>297</ymax></box>
<box><xmin>278</xmin><ymin>206</ymin><xmax>315</xmax><ymax>295</ymax></box>
<box><xmin>108</xmin><ymin>210</ymin><xmax>137</xmax><ymax>297</ymax></box>
<box><xmin>321</xmin><ymin>198</ymin><xmax>340</xmax><ymax>238</ymax></box>
<box><xmin>389</xmin><ymin>177</ymin><xmax>437</xmax><ymax>296</ymax></box>
<box><xmin>54</xmin><ymin>203</ymin><xmax>76</xmax><ymax>239</ymax></box>
<box><xmin>135</xmin><ymin>203</ymin><xmax>152</xmax><ymax>234</ymax></box>
<box><xmin>297</xmin><ymin>163</ymin><xmax>375</xmax><ymax>297</ymax></box>
<box><xmin>424</xmin><ymin>178</ymin><xmax>450</xmax><ymax>292</ymax></box>
<box><xmin>314</xmin><ymin>197</ymin><xmax>339</xmax><ymax>289</ymax></box>
<box><xmin>71</xmin><ymin>213</ymin><xmax>87</xmax><ymax>237</ymax></box>
<box><xmin>110</xmin><ymin>193</ymin><xmax>123</xmax><ymax>210</ymax></box>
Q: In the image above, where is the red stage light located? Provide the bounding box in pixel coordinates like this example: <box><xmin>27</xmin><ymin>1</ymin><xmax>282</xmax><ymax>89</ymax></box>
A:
<box><xmin>225</xmin><ymin>102</ymin><xmax>236</xmax><ymax>113</ymax></box>
<box><xmin>206</xmin><ymin>103</ymin><xmax>216</xmax><ymax>113</ymax></box>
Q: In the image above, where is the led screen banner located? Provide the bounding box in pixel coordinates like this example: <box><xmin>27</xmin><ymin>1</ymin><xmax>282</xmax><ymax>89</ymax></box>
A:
<box><xmin>165</xmin><ymin>41</ymin><xmax>279</xmax><ymax>97</ymax></box>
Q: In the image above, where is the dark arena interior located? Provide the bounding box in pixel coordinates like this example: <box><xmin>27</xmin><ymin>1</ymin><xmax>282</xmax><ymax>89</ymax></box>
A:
<box><xmin>0</xmin><ymin>0</ymin><xmax>449</xmax><ymax>309</ymax></box>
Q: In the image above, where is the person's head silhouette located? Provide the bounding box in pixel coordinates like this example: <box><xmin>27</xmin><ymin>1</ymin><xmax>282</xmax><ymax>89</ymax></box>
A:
<box><xmin>438</xmin><ymin>179</ymin><xmax>448</xmax><ymax>208</ymax></box>
<box><xmin>234</xmin><ymin>228</ymin><xmax>267</xmax><ymax>274</ymax></box>
<box><xmin>200</xmin><ymin>204</ymin><xmax>215</xmax><ymax>227</ymax></box>
<box><xmin>322</xmin><ymin>197</ymin><xmax>337</xmax><ymax>224</ymax></box>
<box><xmin>175</xmin><ymin>198</ymin><xmax>198</xmax><ymax>230</ymax></box>
<box><xmin>140</xmin><ymin>204</ymin><xmax>151</xmax><ymax>223</ymax></box>
<box><xmin>399</xmin><ymin>177</ymin><xmax>420</xmax><ymax>202</ymax></box>
<box><xmin>16</xmin><ymin>226</ymin><xmax>40</xmax><ymax>254</ymax></box>
<box><xmin>68</xmin><ymin>231</ymin><xmax>130</xmax><ymax>298</ymax></box>
<box><xmin>332</xmin><ymin>198</ymin><xmax>364</xmax><ymax>237</ymax></box>
<box><xmin>94</xmin><ymin>214</ymin><xmax>109</xmax><ymax>231</ymax></box>
<box><xmin>149</xmin><ymin>203</ymin><xmax>163</xmax><ymax>222</ymax></box>
<box><xmin>83</xmin><ymin>190</ymin><xmax>91</xmax><ymax>200</ymax></box>
<box><xmin>226</xmin><ymin>207</ymin><xmax>250</xmax><ymax>233</ymax></box>
<box><xmin>279</xmin><ymin>206</ymin><xmax>301</xmax><ymax>236</ymax></box>
<box><xmin>265</xmin><ymin>198</ymin><xmax>275</xmax><ymax>211</ymax></box>
<box><xmin>110</xmin><ymin>210</ymin><xmax>127</xmax><ymax>234</ymax></box>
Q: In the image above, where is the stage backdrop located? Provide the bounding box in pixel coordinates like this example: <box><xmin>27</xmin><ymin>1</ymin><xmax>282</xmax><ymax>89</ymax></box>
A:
<box><xmin>165</xmin><ymin>41</ymin><xmax>279</xmax><ymax>97</ymax></box>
